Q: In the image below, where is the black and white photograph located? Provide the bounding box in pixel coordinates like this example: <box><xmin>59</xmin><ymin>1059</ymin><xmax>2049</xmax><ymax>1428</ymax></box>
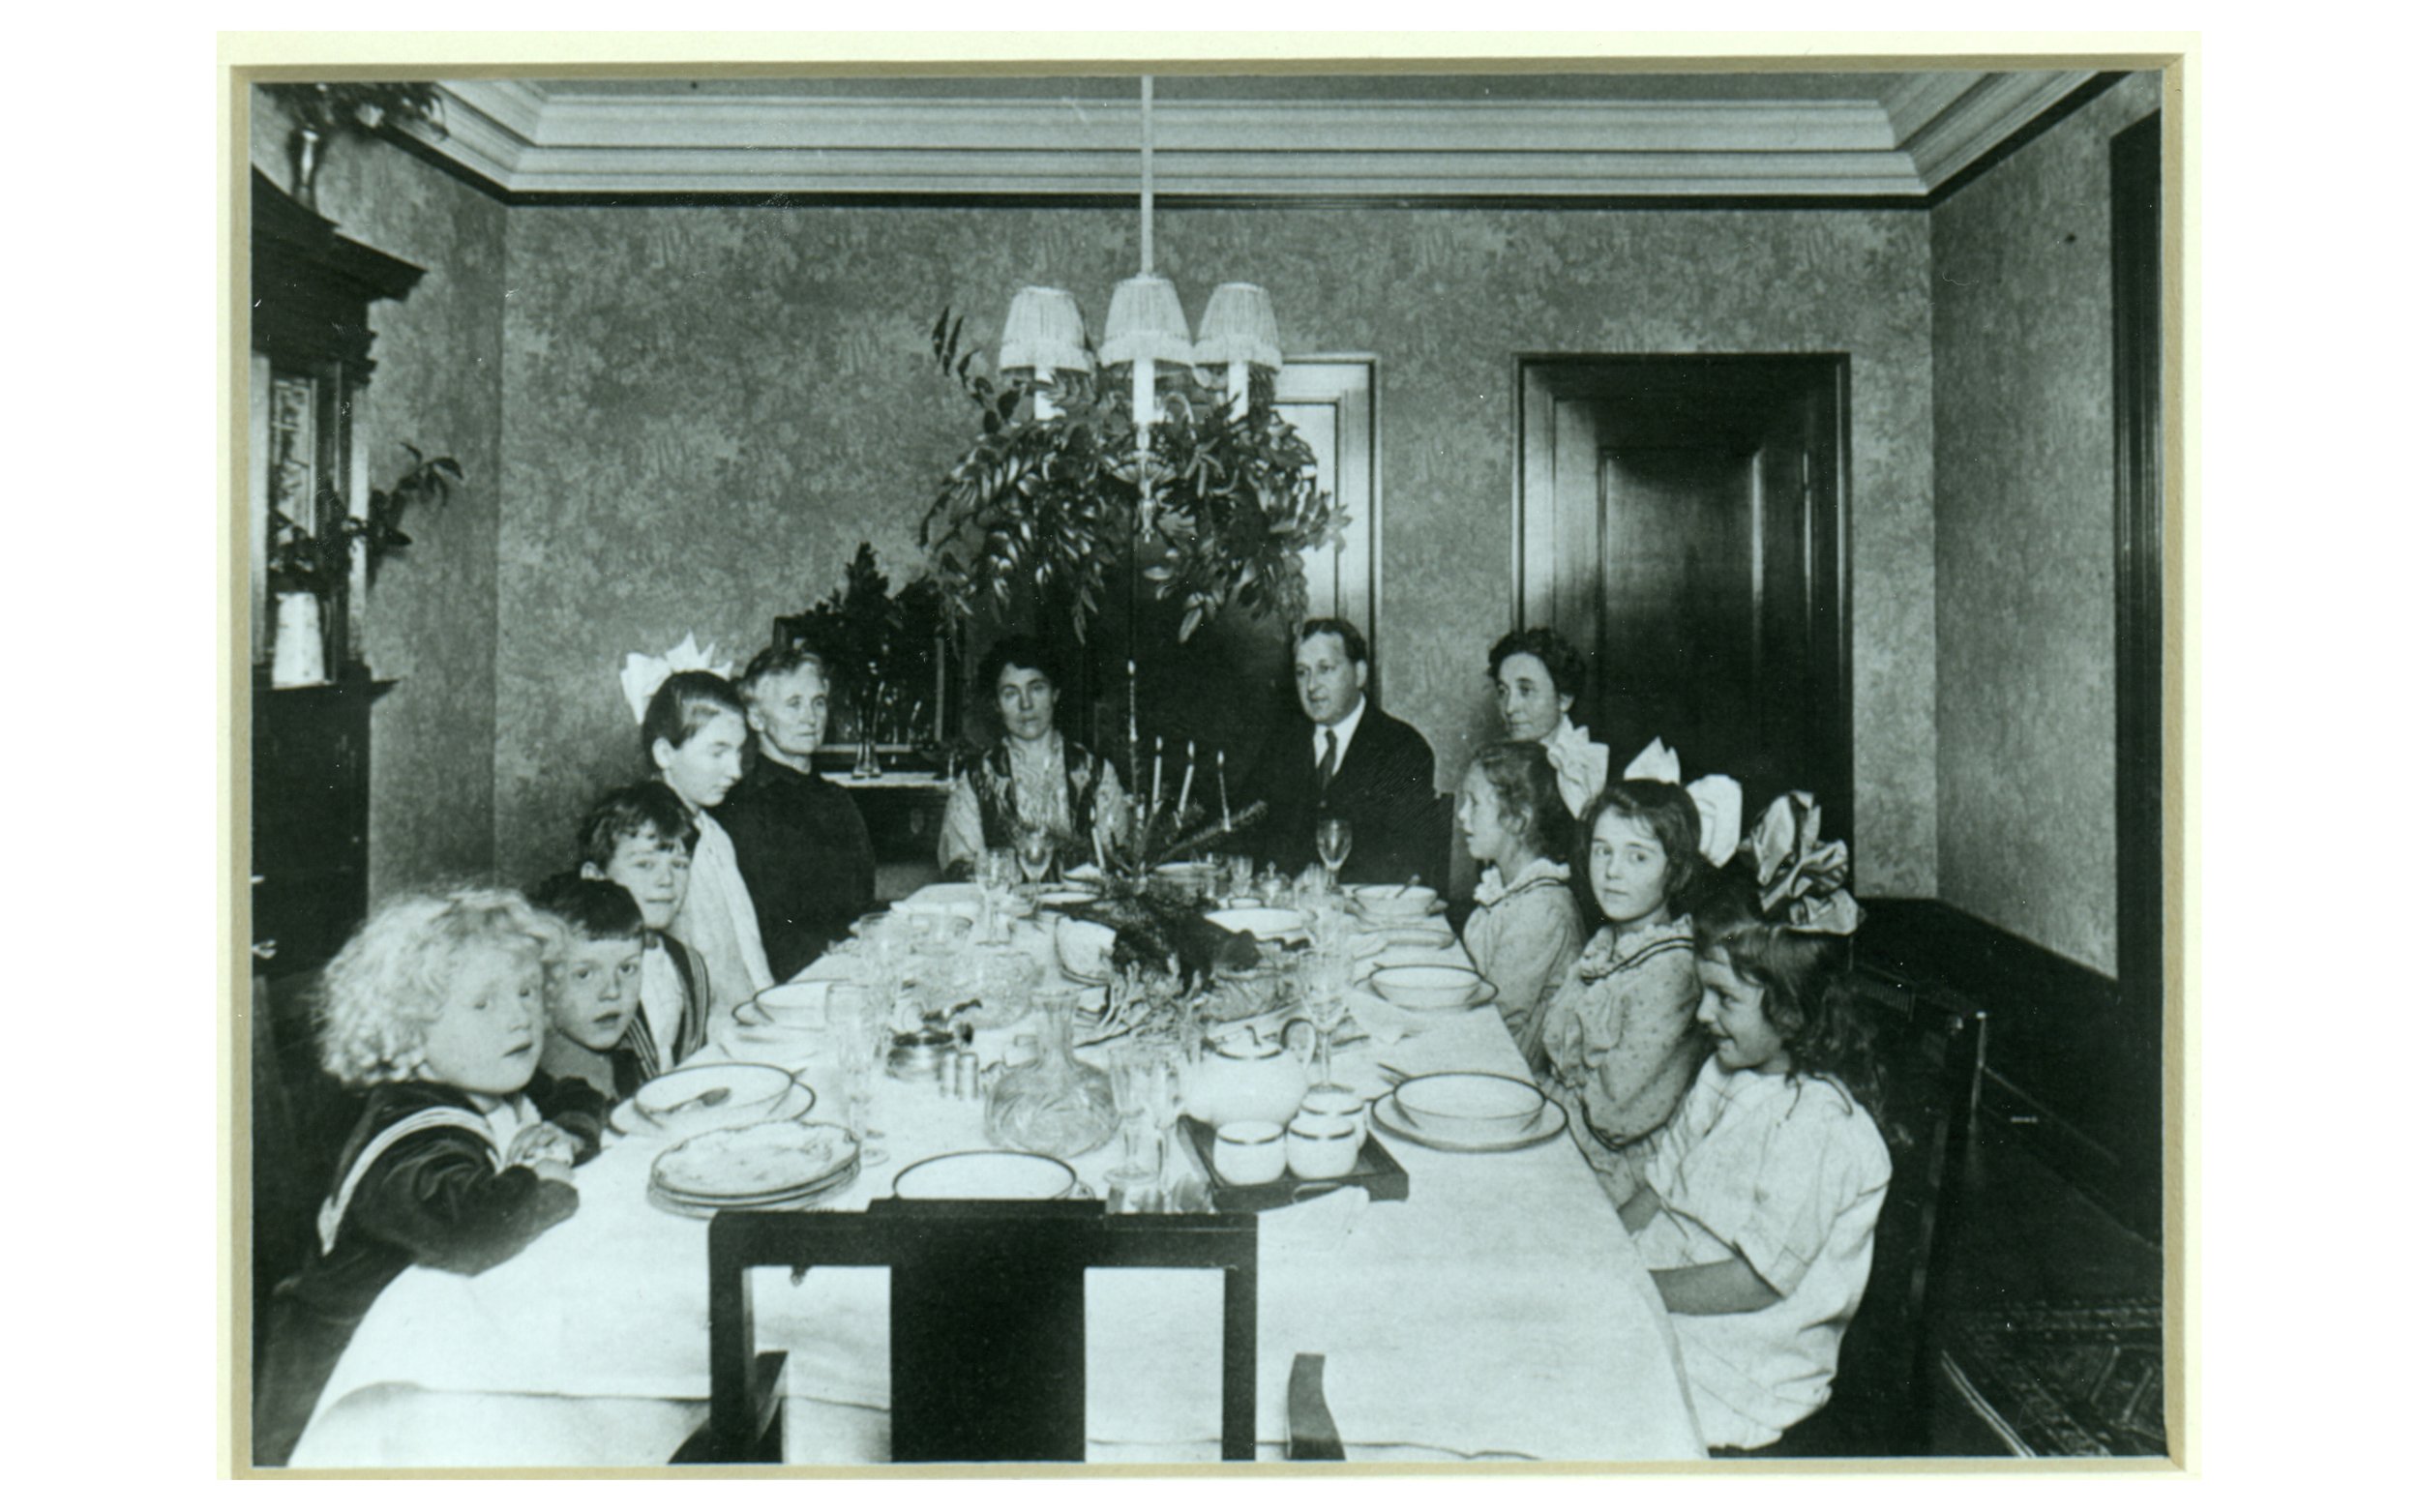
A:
<box><xmin>227</xmin><ymin>35</ymin><xmax>2185</xmax><ymax>1473</ymax></box>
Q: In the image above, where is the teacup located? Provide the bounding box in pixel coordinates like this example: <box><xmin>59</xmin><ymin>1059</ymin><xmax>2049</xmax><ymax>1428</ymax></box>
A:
<box><xmin>1212</xmin><ymin>1120</ymin><xmax>1288</xmax><ymax>1186</ymax></box>
<box><xmin>1285</xmin><ymin>1112</ymin><xmax>1359</xmax><ymax>1180</ymax></box>
<box><xmin>1299</xmin><ymin>1086</ymin><xmax>1368</xmax><ymax>1141</ymax></box>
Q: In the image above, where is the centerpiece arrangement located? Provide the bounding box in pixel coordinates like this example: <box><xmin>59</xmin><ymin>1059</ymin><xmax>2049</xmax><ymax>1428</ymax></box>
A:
<box><xmin>773</xmin><ymin>543</ymin><xmax>949</xmax><ymax>775</ymax></box>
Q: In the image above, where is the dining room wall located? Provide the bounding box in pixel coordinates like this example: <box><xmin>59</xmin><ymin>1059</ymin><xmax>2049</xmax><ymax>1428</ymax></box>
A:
<box><xmin>1929</xmin><ymin>71</ymin><xmax>2163</xmax><ymax>975</ymax></box>
<box><xmin>249</xmin><ymin>101</ymin><xmax>512</xmax><ymax>901</ymax></box>
<box><xmin>489</xmin><ymin>201</ymin><xmax>1940</xmax><ymax>893</ymax></box>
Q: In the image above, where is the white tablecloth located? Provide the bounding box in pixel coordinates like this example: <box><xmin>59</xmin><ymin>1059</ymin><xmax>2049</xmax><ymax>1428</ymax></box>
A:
<box><xmin>293</xmin><ymin>895</ymin><xmax>1704</xmax><ymax>1467</ymax></box>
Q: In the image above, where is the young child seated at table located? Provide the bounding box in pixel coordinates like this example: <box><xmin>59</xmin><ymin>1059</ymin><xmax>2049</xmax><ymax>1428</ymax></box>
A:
<box><xmin>1620</xmin><ymin>875</ymin><xmax>1892</xmax><ymax>1454</ymax></box>
<box><xmin>254</xmin><ymin>886</ymin><xmax>608</xmax><ymax>1467</ymax></box>
<box><xmin>576</xmin><ymin>783</ymin><xmax>711</xmax><ymax>1078</ymax></box>
<box><xmin>1538</xmin><ymin>780</ymin><xmax>1715</xmax><ymax>1203</ymax></box>
<box><xmin>528</xmin><ymin>872</ymin><xmax>648</xmax><ymax>1101</ymax></box>
<box><xmin>642</xmin><ymin>670</ymin><xmax>774</xmax><ymax>1031</ymax></box>
<box><xmin>1455</xmin><ymin>741</ymin><xmax>1585</xmax><ymax>1068</ymax></box>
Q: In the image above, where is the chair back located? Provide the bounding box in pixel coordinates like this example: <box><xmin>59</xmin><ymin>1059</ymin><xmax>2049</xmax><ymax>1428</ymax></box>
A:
<box><xmin>684</xmin><ymin>1200</ymin><xmax>1259</xmax><ymax>1464</ymax></box>
<box><xmin>250</xmin><ymin>971</ymin><xmax>362</xmax><ymax>1349</ymax></box>
<box><xmin>1808</xmin><ymin>967</ymin><xmax>1987</xmax><ymax>1455</ymax></box>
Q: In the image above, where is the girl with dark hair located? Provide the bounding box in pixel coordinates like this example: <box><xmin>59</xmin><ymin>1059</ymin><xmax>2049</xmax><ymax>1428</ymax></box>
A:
<box><xmin>641</xmin><ymin>670</ymin><xmax>772</xmax><ymax>1031</ymax></box>
<box><xmin>1619</xmin><ymin>815</ymin><xmax>1890</xmax><ymax>1453</ymax></box>
<box><xmin>1535</xmin><ymin>779</ymin><xmax>1717</xmax><ymax>1202</ymax></box>
<box><xmin>1455</xmin><ymin>741</ymin><xmax>1585</xmax><ymax>1066</ymax></box>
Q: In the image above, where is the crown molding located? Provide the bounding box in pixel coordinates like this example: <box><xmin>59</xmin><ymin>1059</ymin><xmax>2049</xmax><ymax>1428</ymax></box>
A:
<box><xmin>411</xmin><ymin>74</ymin><xmax>2099</xmax><ymax>202</ymax></box>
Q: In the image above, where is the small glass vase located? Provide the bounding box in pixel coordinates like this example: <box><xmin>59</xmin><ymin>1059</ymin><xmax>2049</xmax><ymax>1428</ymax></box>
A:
<box><xmin>983</xmin><ymin>993</ymin><xmax>1117</xmax><ymax>1160</ymax></box>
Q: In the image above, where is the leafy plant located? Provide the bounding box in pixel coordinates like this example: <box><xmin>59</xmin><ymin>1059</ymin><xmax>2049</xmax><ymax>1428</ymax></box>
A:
<box><xmin>919</xmin><ymin>310</ymin><xmax>1343</xmax><ymax>644</ymax></box>
<box><xmin>258</xmin><ymin>82</ymin><xmax>449</xmax><ymax>141</ymax></box>
<box><xmin>267</xmin><ymin>444</ymin><xmax>463</xmax><ymax>597</ymax></box>
<box><xmin>779</xmin><ymin>544</ymin><xmax>948</xmax><ymax>742</ymax></box>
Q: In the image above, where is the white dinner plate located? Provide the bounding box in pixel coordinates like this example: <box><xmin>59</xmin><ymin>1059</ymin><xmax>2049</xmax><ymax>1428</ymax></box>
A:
<box><xmin>1369</xmin><ymin>1090</ymin><xmax>1568</xmax><ymax>1154</ymax></box>
<box><xmin>1204</xmin><ymin>907</ymin><xmax>1310</xmax><ymax>944</ymax></box>
<box><xmin>890</xmin><ymin>1150</ymin><xmax>1080</xmax><ymax>1201</ymax></box>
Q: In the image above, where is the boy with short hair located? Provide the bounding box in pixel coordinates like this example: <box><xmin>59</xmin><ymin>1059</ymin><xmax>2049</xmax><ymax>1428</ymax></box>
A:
<box><xmin>526</xmin><ymin>873</ymin><xmax>650</xmax><ymax>1101</ymax></box>
<box><xmin>575</xmin><ymin>785</ymin><xmax>711</xmax><ymax>1079</ymax></box>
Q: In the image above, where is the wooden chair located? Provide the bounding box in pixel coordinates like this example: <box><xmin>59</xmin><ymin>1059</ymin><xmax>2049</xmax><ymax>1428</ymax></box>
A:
<box><xmin>1767</xmin><ymin>968</ymin><xmax>1988</xmax><ymax>1457</ymax></box>
<box><xmin>675</xmin><ymin>1200</ymin><xmax>1331</xmax><ymax>1464</ymax></box>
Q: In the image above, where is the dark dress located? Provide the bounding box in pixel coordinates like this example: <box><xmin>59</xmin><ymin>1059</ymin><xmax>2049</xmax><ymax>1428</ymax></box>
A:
<box><xmin>721</xmin><ymin>757</ymin><xmax>877</xmax><ymax>981</ymax></box>
<box><xmin>1239</xmin><ymin>701</ymin><xmax>1447</xmax><ymax>886</ymax></box>
<box><xmin>252</xmin><ymin>1075</ymin><xmax>603</xmax><ymax>1466</ymax></box>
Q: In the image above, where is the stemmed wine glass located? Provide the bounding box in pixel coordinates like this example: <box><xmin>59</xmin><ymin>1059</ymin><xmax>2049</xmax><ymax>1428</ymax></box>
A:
<box><xmin>1315</xmin><ymin>815</ymin><xmax>1354</xmax><ymax>892</ymax></box>
<box><xmin>1301</xmin><ymin>944</ymin><xmax>1355</xmax><ymax>1094</ymax></box>
<box><xmin>1015</xmin><ymin>822</ymin><xmax>1058</xmax><ymax>887</ymax></box>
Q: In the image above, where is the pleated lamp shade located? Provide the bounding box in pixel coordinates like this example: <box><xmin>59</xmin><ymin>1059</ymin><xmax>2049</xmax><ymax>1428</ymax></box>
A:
<box><xmin>998</xmin><ymin>285</ymin><xmax>1094</xmax><ymax>373</ymax></box>
<box><xmin>1098</xmin><ymin>274</ymin><xmax>1195</xmax><ymax>366</ymax></box>
<box><xmin>1192</xmin><ymin>282</ymin><xmax>1283</xmax><ymax>370</ymax></box>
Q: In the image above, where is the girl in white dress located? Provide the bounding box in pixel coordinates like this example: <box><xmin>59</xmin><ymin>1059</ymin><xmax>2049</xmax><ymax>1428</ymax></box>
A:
<box><xmin>1620</xmin><ymin>879</ymin><xmax>1893</xmax><ymax>1453</ymax></box>
<box><xmin>1455</xmin><ymin>740</ymin><xmax>1585</xmax><ymax>1068</ymax></box>
<box><xmin>642</xmin><ymin>671</ymin><xmax>774</xmax><ymax>1036</ymax></box>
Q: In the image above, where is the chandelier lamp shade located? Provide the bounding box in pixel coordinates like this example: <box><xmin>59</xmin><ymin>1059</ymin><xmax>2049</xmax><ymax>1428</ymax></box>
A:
<box><xmin>993</xmin><ymin>77</ymin><xmax>1286</xmax><ymax>436</ymax></box>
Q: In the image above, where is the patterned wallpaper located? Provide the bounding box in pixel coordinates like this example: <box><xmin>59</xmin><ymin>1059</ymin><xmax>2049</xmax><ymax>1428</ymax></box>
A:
<box><xmin>250</xmin><ymin>97</ymin><xmax>509</xmax><ymax>899</ymax></box>
<box><xmin>492</xmin><ymin>202</ymin><xmax>1940</xmax><ymax>892</ymax></box>
<box><xmin>1931</xmin><ymin>72</ymin><xmax>2163</xmax><ymax>974</ymax></box>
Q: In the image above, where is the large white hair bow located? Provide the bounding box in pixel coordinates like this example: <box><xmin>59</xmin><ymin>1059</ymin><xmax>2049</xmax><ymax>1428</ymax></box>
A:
<box><xmin>1747</xmin><ymin>791</ymin><xmax>1862</xmax><ymax>935</ymax></box>
<box><xmin>1539</xmin><ymin>720</ymin><xmax>1611</xmax><ymax>819</ymax></box>
<box><xmin>1622</xmin><ymin>738</ymin><xmax>1743</xmax><ymax>866</ymax></box>
<box><xmin>619</xmin><ymin>634</ymin><xmax>734</xmax><ymax>725</ymax></box>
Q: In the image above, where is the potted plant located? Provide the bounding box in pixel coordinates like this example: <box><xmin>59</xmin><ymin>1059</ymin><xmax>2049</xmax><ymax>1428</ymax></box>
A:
<box><xmin>258</xmin><ymin>82</ymin><xmax>448</xmax><ymax>210</ymax></box>
<box><xmin>775</xmin><ymin>544</ymin><xmax>949</xmax><ymax>776</ymax></box>
<box><xmin>919</xmin><ymin>311</ymin><xmax>1343</xmax><ymax>647</ymax></box>
<box><xmin>265</xmin><ymin>444</ymin><xmax>462</xmax><ymax>685</ymax></box>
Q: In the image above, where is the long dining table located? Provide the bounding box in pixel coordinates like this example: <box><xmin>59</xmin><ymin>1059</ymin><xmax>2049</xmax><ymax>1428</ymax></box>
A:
<box><xmin>288</xmin><ymin>884</ymin><xmax>1706</xmax><ymax>1468</ymax></box>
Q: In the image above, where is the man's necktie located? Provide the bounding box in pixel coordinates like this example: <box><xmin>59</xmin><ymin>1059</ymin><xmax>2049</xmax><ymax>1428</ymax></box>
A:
<box><xmin>1316</xmin><ymin>729</ymin><xmax>1339</xmax><ymax>791</ymax></box>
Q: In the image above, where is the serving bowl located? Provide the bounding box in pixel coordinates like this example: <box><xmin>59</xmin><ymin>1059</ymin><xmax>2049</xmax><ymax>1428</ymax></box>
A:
<box><xmin>633</xmin><ymin>1062</ymin><xmax>797</xmax><ymax>1139</ymax></box>
<box><xmin>1054</xmin><ymin>916</ymin><xmax>1119</xmax><ymax>984</ymax></box>
<box><xmin>1351</xmin><ymin>883</ymin><xmax>1439</xmax><ymax>922</ymax></box>
<box><xmin>1366</xmin><ymin>964</ymin><xmax>1493</xmax><ymax>1012</ymax></box>
<box><xmin>1390</xmin><ymin>1072</ymin><xmax>1547</xmax><ymax>1144</ymax></box>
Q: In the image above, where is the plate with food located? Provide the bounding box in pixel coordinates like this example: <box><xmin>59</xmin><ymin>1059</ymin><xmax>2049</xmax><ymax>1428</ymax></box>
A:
<box><xmin>651</xmin><ymin>1119</ymin><xmax>861</xmax><ymax>1201</ymax></box>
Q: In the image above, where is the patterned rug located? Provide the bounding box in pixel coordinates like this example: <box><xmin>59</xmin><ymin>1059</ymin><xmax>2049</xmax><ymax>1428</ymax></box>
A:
<box><xmin>1938</xmin><ymin>1299</ymin><xmax>2166</xmax><ymax>1457</ymax></box>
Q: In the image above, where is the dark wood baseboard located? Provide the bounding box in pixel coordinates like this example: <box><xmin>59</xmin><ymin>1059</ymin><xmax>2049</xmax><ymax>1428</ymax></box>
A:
<box><xmin>1857</xmin><ymin>900</ymin><xmax>2162</xmax><ymax>1245</ymax></box>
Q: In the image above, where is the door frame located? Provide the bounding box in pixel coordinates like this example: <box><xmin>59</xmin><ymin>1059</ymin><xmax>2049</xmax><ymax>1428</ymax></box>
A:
<box><xmin>1512</xmin><ymin>353</ymin><xmax>1854</xmax><ymax>849</ymax></box>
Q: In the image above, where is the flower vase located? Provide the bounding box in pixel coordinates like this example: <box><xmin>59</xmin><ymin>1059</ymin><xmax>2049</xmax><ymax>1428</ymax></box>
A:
<box><xmin>851</xmin><ymin>689</ymin><xmax>884</xmax><ymax>779</ymax></box>
<box><xmin>983</xmin><ymin>993</ymin><xmax>1118</xmax><ymax>1159</ymax></box>
<box><xmin>271</xmin><ymin>592</ymin><xmax>327</xmax><ymax>688</ymax></box>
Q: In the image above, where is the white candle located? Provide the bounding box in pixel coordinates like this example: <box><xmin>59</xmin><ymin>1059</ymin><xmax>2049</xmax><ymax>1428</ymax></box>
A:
<box><xmin>1150</xmin><ymin>737</ymin><xmax>1164</xmax><ymax>817</ymax></box>
<box><xmin>1175</xmin><ymin>739</ymin><xmax>1197</xmax><ymax>822</ymax></box>
<box><xmin>1218</xmin><ymin>748</ymin><xmax>1231</xmax><ymax>830</ymax></box>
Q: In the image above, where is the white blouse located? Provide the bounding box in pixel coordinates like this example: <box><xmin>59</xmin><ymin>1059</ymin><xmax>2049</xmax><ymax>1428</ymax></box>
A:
<box><xmin>669</xmin><ymin>806</ymin><xmax>774</xmax><ymax>1036</ymax></box>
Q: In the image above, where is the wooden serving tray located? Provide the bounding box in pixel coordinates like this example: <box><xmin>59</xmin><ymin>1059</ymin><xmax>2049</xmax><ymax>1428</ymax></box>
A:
<box><xmin>1178</xmin><ymin>1115</ymin><xmax>1411</xmax><ymax>1213</ymax></box>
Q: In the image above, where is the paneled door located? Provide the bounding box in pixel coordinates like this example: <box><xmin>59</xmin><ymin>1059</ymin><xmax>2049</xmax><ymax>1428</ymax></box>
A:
<box><xmin>1516</xmin><ymin>355</ymin><xmax>1850</xmax><ymax>845</ymax></box>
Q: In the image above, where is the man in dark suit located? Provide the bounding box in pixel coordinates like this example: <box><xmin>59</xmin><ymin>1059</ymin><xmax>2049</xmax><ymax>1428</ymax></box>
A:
<box><xmin>1239</xmin><ymin>617</ymin><xmax>1446</xmax><ymax>886</ymax></box>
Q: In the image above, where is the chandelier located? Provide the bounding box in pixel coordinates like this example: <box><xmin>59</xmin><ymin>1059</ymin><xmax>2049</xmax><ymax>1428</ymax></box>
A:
<box><xmin>992</xmin><ymin>75</ymin><xmax>1284</xmax><ymax>450</ymax></box>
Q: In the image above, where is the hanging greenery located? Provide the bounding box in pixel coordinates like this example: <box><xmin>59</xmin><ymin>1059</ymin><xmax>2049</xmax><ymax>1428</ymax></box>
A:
<box><xmin>778</xmin><ymin>543</ymin><xmax>948</xmax><ymax>744</ymax></box>
<box><xmin>918</xmin><ymin>310</ymin><xmax>1343</xmax><ymax>643</ymax></box>
<box><xmin>257</xmin><ymin>82</ymin><xmax>449</xmax><ymax>141</ymax></box>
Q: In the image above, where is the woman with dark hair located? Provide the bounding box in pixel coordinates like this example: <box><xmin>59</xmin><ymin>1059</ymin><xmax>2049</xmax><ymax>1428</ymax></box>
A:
<box><xmin>937</xmin><ymin>636</ymin><xmax>1128</xmax><ymax>878</ymax></box>
<box><xmin>1488</xmin><ymin>626</ymin><xmax>1609</xmax><ymax>819</ymax></box>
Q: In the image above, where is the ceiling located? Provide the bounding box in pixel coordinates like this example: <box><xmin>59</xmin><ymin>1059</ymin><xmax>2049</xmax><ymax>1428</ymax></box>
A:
<box><xmin>409</xmin><ymin>71</ymin><xmax>2110</xmax><ymax>202</ymax></box>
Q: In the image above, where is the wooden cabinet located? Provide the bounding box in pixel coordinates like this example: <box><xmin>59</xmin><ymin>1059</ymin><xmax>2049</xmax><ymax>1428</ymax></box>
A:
<box><xmin>252</xmin><ymin>675</ymin><xmax>395</xmax><ymax>980</ymax></box>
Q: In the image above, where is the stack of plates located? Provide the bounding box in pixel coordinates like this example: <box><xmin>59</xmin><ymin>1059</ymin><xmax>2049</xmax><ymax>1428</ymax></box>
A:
<box><xmin>648</xmin><ymin>1119</ymin><xmax>861</xmax><ymax>1217</ymax></box>
<box><xmin>1372</xmin><ymin>1072</ymin><xmax>1568</xmax><ymax>1153</ymax></box>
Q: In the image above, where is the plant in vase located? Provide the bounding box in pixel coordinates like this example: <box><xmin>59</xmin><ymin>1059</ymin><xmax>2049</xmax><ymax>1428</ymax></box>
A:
<box><xmin>266</xmin><ymin>444</ymin><xmax>462</xmax><ymax>684</ymax></box>
<box><xmin>776</xmin><ymin>544</ymin><xmax>947</xmax><ymax>776</ymax></box>
<box><xmin>258</xmin><ymin>82</ymin><xmax>449</xmax><ymax>210</ymax></box>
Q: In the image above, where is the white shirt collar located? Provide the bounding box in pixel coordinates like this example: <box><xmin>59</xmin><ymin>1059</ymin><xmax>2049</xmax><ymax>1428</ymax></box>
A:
<box><xmin>1314</xmin><ymin>695</ymin><xmax>1370</xmax><ymax>770</ymax></box>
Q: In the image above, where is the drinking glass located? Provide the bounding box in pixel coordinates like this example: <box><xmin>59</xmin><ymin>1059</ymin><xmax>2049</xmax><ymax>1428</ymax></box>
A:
<box><xmin>1301</xmin><ymin>945</ymin><xmax>1355</xmax><ymax>1094</ymax></box>
<box><xmin>1104</xmin><ymin>1043</ymin><xmax>1175</xmax><ymax>1192</ymax></box>
<box><xmin>976</xmin><ymin>847</ymin><xmax>1016</xmax><ymax>942</ymax></box>
<box><xmin>1315</xmin><ymin>816</ymin><xmax>1354</xmax><ymax>889</ymax></box>
<box><xmin>1015</xmin><ymin>823</ymin><xmax>1057</xmax><ymax>886</ymax></box>
<box><xmin>1224</xmin><ymin>852</ymin><xmax>1257</xmax><ymax>900</ymax></box>
<box><xmin>827</xmin><ymin>984</ymin><xmax>890</xmax><ymax>1166</ymax></box>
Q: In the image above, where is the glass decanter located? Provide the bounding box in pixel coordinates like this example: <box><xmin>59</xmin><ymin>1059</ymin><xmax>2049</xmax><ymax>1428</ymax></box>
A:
<box><xmin>983</xmin><ymin>991</ymin><xmax>1118</xmax><ymax>1159</ymax></box>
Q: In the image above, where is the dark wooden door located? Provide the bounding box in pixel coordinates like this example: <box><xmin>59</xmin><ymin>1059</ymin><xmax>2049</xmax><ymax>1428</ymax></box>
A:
<box><xmin>1521</xmin><ymin>356</ymin><xmax>1849</xmax><ymax>835</ymax></box>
